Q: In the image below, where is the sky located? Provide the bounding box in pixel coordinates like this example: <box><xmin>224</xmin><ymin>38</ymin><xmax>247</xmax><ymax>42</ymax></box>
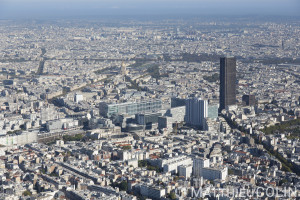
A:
<box><xmin>0</xmin><ymin>0</ymin><xmax>299</xmax><ymax>19</ymax></box>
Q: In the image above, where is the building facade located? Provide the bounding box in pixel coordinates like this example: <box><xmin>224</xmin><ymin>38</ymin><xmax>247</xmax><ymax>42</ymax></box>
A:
<box><xmin>219</xmin><ymin>57</ymin><xmax>236</xmax><ymax>112</ymax></box>
<box><xmin>0</xmin><ymin>131</ymin><xmax>38</xmax><ymax>149</ymax></box>
<box><xmin>178</xmin><ymin>165</ymin><xmax>193</xmax><ymax>180</ymax></box>
<box><xmin>185</xmin><ymin>98</ymin><xmax>208</xmax><ymax>129</ymax></box>
<box><xmin>171</xmin><ymin>97</ymin><xmax>186</xmax><ymax>108</ymax></box>
<box><xmin>193</xmin><ymin>158</ymin><xmax>210</xmax><ymax>178</ymax></box>
<box><xmin>136</xmin><ymin>113</ymin><xmax>162</xmax><ymax>126</ymax></box>
<box><xmin>163</xmin><ymin>156</ymin><xmax>193</xmax><ymax>174</ymax></box>
<box><xmin>100</xmin><ymin>99</ymin><xmax>162</xmax><ymax>117</ymax></box>
<box><xmin>208</xmin><ymin>104</ymin><xmax>219</xmax><ymax>119</ymax></box>
<box><xmin>202</xmin><ymin>167</ymin><xmax>228</xmax><ymax>181</ymax></box>
<box><xmin>242</xmin><ymin>94</ymin><xmax>256</xmax><ymax>106</ymax></box>
<box><xmin>140</xmin><ymin>185</ymin><xmax>166</xmax><ymax>199</ymax></box>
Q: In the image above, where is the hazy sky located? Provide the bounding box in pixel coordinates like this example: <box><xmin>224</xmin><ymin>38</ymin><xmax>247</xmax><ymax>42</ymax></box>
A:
<box><xmin>0</xmin><ymin>0</ymin><xmax>299</xmax><ymax>19</ymax></box>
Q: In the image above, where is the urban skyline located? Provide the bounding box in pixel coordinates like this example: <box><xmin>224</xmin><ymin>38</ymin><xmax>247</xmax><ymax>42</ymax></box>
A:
<box><xmin>0</xmin><ymin>2</ymin><xmax>299</xmax><ymax>200</ymax></box>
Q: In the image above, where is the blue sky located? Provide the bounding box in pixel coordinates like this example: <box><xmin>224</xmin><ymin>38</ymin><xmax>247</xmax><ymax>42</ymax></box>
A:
<box><xmin>0</xmin><ymin>0</ymin><xmax>299</xmax><ymax>19</ymax></box>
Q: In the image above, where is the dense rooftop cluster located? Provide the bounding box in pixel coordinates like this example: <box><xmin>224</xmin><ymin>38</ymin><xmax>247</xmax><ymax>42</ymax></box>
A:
<box><xmin>0</xmin><ymin>17</ymin><xmax>299</xmax><ymax>199</ymax></box>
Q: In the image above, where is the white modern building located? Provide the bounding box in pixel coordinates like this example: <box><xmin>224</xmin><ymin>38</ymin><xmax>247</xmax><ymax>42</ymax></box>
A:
<box><xmin>178</xmin><ymin>165</ymin><xmax>193</xmax><ymax>180</ymax></box>
<box><xmin>46</xmin><ymin>118</ymin><xmax>79</xmax><ymax>132</ymax></box>
<box><xmin>0</xmin><ymin>131</ymin><xmax>38</xmax><ymax>148</ymax></box>
<box><xmin>140</xmin><ymin>184</ymin><xmax>166</xmax><ymax>199</ymax></box>
<box><xmin>202</xmin><ymin>167</ymin><xmax>228</xmax><ymax>181</ymax></box>
<box><xmin>74</xmin><ymin>94</ymin><xmax>84</xmax><ymax>103</ymax></box>
<box><xmin>185</xmin><ymin>98</ymin><xmax>208</xmax><ymax>129</ymax></box>
<box><xmin>193</xmin><ymin>157</ymin><xmax>210</xmax><ymax>178</ymax></box>
<box><xmin>159</xmin><ymin>156</ymin><xmax>193</xmax><ymax>174</ymax></box>
<box><xmin>100</xmin><ymin>99</ymin><xmax>162</xmax><ymax>117</ymax></box>
<box><xmin>127</xmin><ymin>159</ymin><xmax>138</xmax><ymax>168</ymax></box>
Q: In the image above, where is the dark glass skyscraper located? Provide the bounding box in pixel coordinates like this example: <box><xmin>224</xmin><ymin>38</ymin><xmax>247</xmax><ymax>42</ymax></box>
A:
<box><xmin>242</xmin><ymin>94</ymin><xmax>256</xmax><ymax>106</ymax></box>
<box><xmin>219</xmin><ymin>57</ymin><xmax>236</xmax><ymax>112</ymax></box>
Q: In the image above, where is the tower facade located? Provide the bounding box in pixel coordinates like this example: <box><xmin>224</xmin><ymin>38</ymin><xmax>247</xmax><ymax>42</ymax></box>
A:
<box><xmin>242</xmin><ymin>94</ymin><xmax>256</xmax><ymax>106</ymax></box>
<box><xmin>185</xmin><ymin>98</ymin><xmax>208</xmax><ymax>129</ymax></box>
<box><xmin>219</xmin><ymin>57</ymin><xmax>236</xmax><ymax>112</ymax></box>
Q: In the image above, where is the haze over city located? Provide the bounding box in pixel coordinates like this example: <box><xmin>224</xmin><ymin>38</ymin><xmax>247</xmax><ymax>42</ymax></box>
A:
<box><xmin>0</xmin><ymin>0</ymin><xmax>299</xmax><ymax>19</ymax></box>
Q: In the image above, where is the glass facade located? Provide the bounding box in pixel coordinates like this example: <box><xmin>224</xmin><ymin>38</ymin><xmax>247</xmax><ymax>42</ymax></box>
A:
<box><xmin>208</xmin><ymin>105</ymin><xmax>219</xmax><ymax>119</ymax></box>
<box><xmin>104</xmin><ymin>99</ymin><xmax>162</xmax><ymax>117</ymax></box>
<box><xmin>220</xmin><ymin>57</ymin><xmax>236</xmax><ymax>111</ymax></box>
<box><xmin>136</xmin><ymin>113</ymin><xmax>162</xmax><ymax>125</ymax></box>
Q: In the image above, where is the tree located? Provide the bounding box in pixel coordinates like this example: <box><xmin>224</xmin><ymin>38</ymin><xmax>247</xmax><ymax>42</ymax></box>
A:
<box><xmin>262</xmin><ymin>118</ymin><xmax>300</xmax><ymax>136</ymax></box>
<box><xmin>203</xmin><ymin>73</ymin><xmax>219</xmax><ymax>82</ymax></box>
<box><xmin>147</xmin><ymin>65</ymin><xmax>168</xmax><ymax>79</ymax></box>
<box><xmin>23</xmin><ymin>190</ymin><xmax>32</xmax><ymax>196</ymax></box>
<box><xmin>147</xmin><ymin>165</ymin><xmax>160</xmax><ymax>172</ymax></box>
<box><xmin>111</xmin><ymin>181</ymin><xmax>128</xmax><ymax>191</ymax></box>
<box><xmin>122</xmin><ymin>145</ymin><xmax>132</xmax><ymax>150</ymax></box>
<box><xmin>169</xmin><ymin>192</ymin><xmax>176</xmax><ymax>200</ymax></box>
<box><xmin>138</xmin><ymin>160</ymin><xmax>147</xmax><ymax>167</ymax></box>
<box><xmin>63</xmin><ymin>134</ymin><xmax>83</xmax><ymax>142</ymax></box>
<box><xmin>279</xmin><ymin>178</ymin><xmax>288</xmax><ymax>186</ymax></box>
<box><xmin>50</xmin><ymin>172</ymin><xmax>59</xmax><ymax>177</ymax></box>
<box><xmin>173</xmin><ymin>176</ymin><xmax>179</xmax><ymax>182</ymax></box>
<box><xmin>119</xmin><ymin>181</ymin><xmax>128</xmax><ymax>191</ymax></box>
<box><xmin>228</xmin><ymin>169</ymin><xmax>234</xmax><ymax>175</ymax></box>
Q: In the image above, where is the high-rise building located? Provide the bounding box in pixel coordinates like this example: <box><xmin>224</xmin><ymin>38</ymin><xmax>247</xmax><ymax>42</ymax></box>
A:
<box><xmin>178</xmin><ymin>165</ymin><xmax>193</xmax><ymax>180</ymax></box>
<box><xmin>171</xmin><ymin>97</ymin><xmax>186</xmax><ymax>108</ymax></box>
<box><xmin>219</xmin><ymin>57</ymin><xmax>236</xmax><ymax>112</ymax></box>
<box><xmin>185</xmin><ymin>98</ymin><xmax>208</xmax><ymax>129</ymax></box>
<box><xmin>242</xmin><ymin>94</ymin><xmax>256</xmax><ymax>106</ymax></box>
<box><xmin>193</xmin><ymin>157</ymin><xmax>210</xmax><ymax>178</ymax></box>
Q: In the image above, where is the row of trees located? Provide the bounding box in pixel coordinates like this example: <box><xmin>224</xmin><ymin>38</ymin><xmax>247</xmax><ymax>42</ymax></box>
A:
<box><xmin>62</xmin><ymin>134</ymin><xmax>84</xmax><ymax>142</ymax></box>
<box><xmin>94</xmin><ymin>66</ymin><xmax>118</xmax><ymax>75</ymax></box>
<box><xmin>203</xmin><ymin>73</ymin><xmax>219</xmax><ymax>83</ymax></box>
<box><xmin>121</xmin><ymin>145</ymin><xmax>132</xmax><ymax>150</ymax></box>
<box><xmin>125</xmin><ymin>75</ymin><xmax>144</xmax><ymax>91</ymax></box>
<box><xmin>147</xmin><ymin>65</ymin><xmax>168</xmax><ymax>79</ymax></box>
<box><xmin>262</xmin><ymin>118</ymin><xmax>300</xmax><ymax>137</ymax></box>
<box><xmin>163</xmin><ymin>53</ymin><xmax>221</xmax><ymax>63</ymax></box>
<box><xmin>223</xmin><ymin>114</ymin><xmax>300</xmax><ymax>175</ymax></box>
